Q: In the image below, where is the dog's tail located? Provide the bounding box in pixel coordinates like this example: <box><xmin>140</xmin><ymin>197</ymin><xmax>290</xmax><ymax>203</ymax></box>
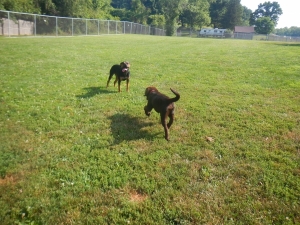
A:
<box><xmin>167</xmin><ymin>88</ymin><xmax>180</xmax><ymax>104</ymax></box>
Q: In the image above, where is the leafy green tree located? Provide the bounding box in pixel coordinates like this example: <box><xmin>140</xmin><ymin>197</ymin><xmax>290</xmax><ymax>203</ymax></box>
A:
<box><xmin>141</xmin><ymin>0</ymin><xmax>156</xmax><ymax>12</ymax></box>
<box><xmin>148</xmin><ymin>14</ymin><xmax>165</xmax><ymax>28</ymax></box>
<box><xmin>241</xmin><ymin>6</ymin><xmax>252</xmax><ymax>26</ymax></box>
<box><xmin>287</xmin><ymin>26</ymin><xmax>300</xmax><ymax>36</ymax></box>
<box><xmin>210</xmin><ymin>0</ymin><xmax>244</xmax><ymax>29</ymax></box>
<box><xmin>111</xmin><ymin>0</ymin><xmax>156</xmax><ymax>13</ymax></box>
<box><xmin>111</xmin><ymin>0</ymin><xmax>131</xmax><ymax>9</ymax></box>
<box><xmin>250</xmin><ymin>1</ymin><xmax>282</xmax><ymax>26</ymax></box>
<box><xmin>0</xmin><ymin>0</ymin><xmax>40</xmax><ymax>13</ymax></box>
<box><xmin>254</xmin><ymin>16</ymin><xmax>274</xmax><ymax>34</ymax></box>
<box><xmin>111</xmin><ymin>8</ymin><xmax>131</xmax><ymax>20</ymax></box>
<box><xmin>209</xmin><ymin>0</ymin><xmax>228</xmax><ymax>28</ymax></box>
<box><xmin>129</xmin><ymin>0</ymin><xmax>150</xmax><ymax>24</ymax></box>
<box><xmin>275</xmin><ymin>26</ymin><xmax>300</xmax><ymax>36</ymax></box>
<box><xmin>180</xmin><ymin>0</ymin><xmax>211</xmax><ymax>29</ymax></box>
<box><xmin>111</xmin><ymin>0</ymin><xmax>154</xmax><ymax>23</ymax></box>
<box><xmin>48</xmin><ymin>0</ymin><xmax>112</xmax><ymax>18</ymax></box>
<box><xmin>34</xmin><ymin>0</ymin><xmax>56</xmax><ymax>15</ymax></box>
<box><xmin>223</xmin><ymin>0</ymin><xmax>242</xmax><ymax>30</ymax></box>
<box><xmin>159</xmin><ymin>0</ymin><xmax>184</xmax><ymax>36</ymax></box>
<box><xmin>274</xmin><ymin>27</ymin><xmax>288</xmax><ymax>36</ymax></box>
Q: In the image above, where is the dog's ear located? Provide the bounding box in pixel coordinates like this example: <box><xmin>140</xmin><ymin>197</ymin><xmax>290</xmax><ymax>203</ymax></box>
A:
<box><xmin>120</xmin><ymin>61</ymin><xmax>130</xmax><ymax>68</ymax></box>
<box><xmin>144</xmin><ymin>87</ymin><xmax>152</xmax><ymax>96</ymax></box>
<box><xmin>144</xmin><ymin>87</ymin><xmax>150</xmax><ymax>96</ymax></box>
<box><xmin>144</xmin><ymin>87</ymin><xmax>157</xmax><ymax>96</ymax></box>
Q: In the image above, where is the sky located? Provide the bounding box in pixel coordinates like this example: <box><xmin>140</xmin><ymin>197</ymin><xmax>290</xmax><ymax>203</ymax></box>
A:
<box><xmin>240</xmin><ymin>0</ymin><xmax>300</xmax><ymax>28</ymax></box>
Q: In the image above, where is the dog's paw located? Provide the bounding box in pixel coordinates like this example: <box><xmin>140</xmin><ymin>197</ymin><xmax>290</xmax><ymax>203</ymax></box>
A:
<box><xmin>144</xmin><ymin>109</ymin><xmax>151</xmax><ymax>116</ymax></box>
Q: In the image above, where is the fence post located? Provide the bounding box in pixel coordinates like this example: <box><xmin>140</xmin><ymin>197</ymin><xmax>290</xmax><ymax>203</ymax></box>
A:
<box><xmin>56</xmin><ymin>17</ymin><xmax>57</xmax><ymax>36</ymax></box>
<box><xmin>98</xmin><ymin>20</ymin><xmax>99</xmax><ymax>35</ymax></box>
<box><xmin>34</xmin><ymin>14</ymin><xmax>36</xmax><ymax>36</ymax></box>
<box><xmin>8</xmin><ymin>11</ymin><xmax>10</xmax><ymax>37</ymax></box>
<box><xmin>72</xmin><ymin>18</ymin><xmax>73</xmax><ymax>36</ymax></box>
<box><xmin>86</xmin><ymin>19</ymin><xmax>87</xmax><ymax>35</ymax></box>
<box><xmin>108</xmin><ymin>20</ymin><xmax>109</xmax><ymax>34</ymax></box>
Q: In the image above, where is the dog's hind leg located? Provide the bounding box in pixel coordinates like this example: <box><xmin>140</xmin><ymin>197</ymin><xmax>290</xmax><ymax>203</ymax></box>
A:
<box><xmin>161</xmin><ymin>113</ymin><xmax>170</xmax><ymax>141</ymax></box>
<box><xmin>167</xmin><ymin>113</ymin><xmax>174</xmax><ymax>129</ymax></box>
<box><xmin>107</xmin><ymin>72</ymin><xmax>114</xmax><ymax>88</ymax></box>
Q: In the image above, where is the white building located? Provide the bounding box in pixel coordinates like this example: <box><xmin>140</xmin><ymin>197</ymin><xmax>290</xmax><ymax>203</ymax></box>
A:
<box><xmin>198</xmin><ymin>28</ymin><xmax>226</xmax><ymax>37</ymax></box>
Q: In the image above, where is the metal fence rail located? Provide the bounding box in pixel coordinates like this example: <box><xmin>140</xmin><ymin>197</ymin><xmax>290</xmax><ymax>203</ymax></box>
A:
<box><xmin>0</xmin><ymin>10</ymin><xmax>165</xmax><ymax>37</ymax></box>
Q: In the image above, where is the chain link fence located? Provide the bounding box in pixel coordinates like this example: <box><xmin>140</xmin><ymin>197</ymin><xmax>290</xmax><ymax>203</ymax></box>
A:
<box><xmin>2</xmin><ymin>10</ymin><xmax>299</xmax><ymax>42</ymax></box>
<box><xmin>0</xmin><ymin>10</ymin><xmax>165</xmax><ymax>37</ymax></box>
<box><xmin>176</xmin><ymin>28</ymin><xmax>300</xmax><ymax>42</ymax></box>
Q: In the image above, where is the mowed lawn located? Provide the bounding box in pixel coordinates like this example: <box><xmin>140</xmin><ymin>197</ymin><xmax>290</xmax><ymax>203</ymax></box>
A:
<box><xmin>0</xmin><ymin>35</ymin><xmax>299</xmax><ymax>224</ymax></box>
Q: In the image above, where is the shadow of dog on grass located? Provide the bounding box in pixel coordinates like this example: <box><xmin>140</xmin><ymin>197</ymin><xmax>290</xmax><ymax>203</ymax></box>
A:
<box><xmin>108</xmin><ymin>113</ymin><xmax>156</xmax><ymax>144</ymax></box>
<box><xmin>76</xmin><ymin>86</ymin><xmax>115</xmax><ymax>98</ymax></box>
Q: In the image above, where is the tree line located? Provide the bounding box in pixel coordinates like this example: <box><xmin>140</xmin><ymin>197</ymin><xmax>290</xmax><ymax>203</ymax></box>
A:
<box><xmin>1</xmin><ymin>0</ymin><xmax>299</xmax><ymax>36</ymax></box>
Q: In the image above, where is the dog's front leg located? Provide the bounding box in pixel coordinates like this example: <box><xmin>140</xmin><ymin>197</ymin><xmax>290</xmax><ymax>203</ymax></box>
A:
<box><xmin>144</xmin><ymin>105</ymin><xmax>152</xmax><ymax>116</ymax></box>
<box><xmin>126</xmin><ymin>79</ymin><xmax>129</xmax><ymax>92</ymax></box>
<box><xmin>117</xmin><ymin>79</ymin><xmax>121</xmax><ymax>92</ymax></box>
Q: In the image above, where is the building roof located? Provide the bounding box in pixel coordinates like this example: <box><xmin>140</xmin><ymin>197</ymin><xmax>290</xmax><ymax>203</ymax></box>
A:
<box><xmin>234</xmin><ymin>26</ymin><xmax>255</xmax><ymax>33</ymax></box>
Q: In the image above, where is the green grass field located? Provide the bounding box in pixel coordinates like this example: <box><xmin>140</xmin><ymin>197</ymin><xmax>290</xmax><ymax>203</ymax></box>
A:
<box><xmin>0</xmin><ymin>35</ymin><xmax>299</xmax><ymax>224</ymax></box>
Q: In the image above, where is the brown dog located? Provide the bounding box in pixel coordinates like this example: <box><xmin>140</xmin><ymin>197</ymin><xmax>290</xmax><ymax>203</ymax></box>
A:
<box><xmin>144</xmin><ymin>87</ymin><xmax>180</xmax><ymax>141</ymax></box>
<box><xmin>106</xmin><ymin>61</ymin><xmax>130</xmax><ymax>92</ymax></box>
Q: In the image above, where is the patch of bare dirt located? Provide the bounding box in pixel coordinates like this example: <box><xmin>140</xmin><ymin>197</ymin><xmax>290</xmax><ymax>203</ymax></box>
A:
<box><xmin>0</xmin><ymin>175</ymin><xmax>18</xmax><ymax>186</ymax></box>
<box><xmin>129</xmin><ymin>190</ymin><xmax>147</xmax><ymax>203</ymax></box>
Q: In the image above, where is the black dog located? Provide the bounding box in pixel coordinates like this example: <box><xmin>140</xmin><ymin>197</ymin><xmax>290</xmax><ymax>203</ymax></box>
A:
<box><xmin>144</xmin><ymin>87</ymin><xmax>180</xmax><ymax>141</ymax></box>
<box><xmin>106</xmin><ymin>61</ymin><xmax>130</xmax><ymax>92</ymax></box>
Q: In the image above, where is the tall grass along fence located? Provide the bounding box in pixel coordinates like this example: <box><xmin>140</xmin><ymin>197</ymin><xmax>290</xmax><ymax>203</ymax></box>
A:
<box><xmin>0</xmin><ymin>10</ymin><xmax>165</xmax><ymax>37</ymax></box>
